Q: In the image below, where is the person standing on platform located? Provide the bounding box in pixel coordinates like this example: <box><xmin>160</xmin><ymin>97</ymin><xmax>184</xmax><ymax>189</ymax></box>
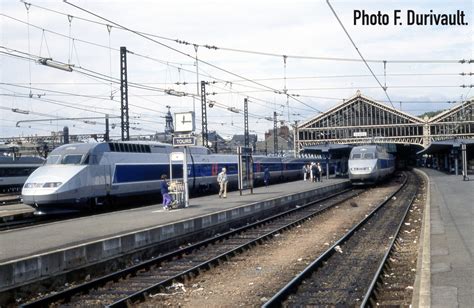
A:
<box><xmin>317</xmin><ymin>162</ymin><xmax>322</xmax><ymax>182</ymax></box>
<box><xmin>264</xmin><ymin>167</ymin><xmax>270</xmax><ymax>187</ymax></box>
<box><xmin>311</xmin><ymin>162</ymin><xmax>317</xmax><ymax>183</ymax></box>
<box><xmin>302</xmin><ymin>164</ymin><xmax>308</xmax><ymax>181</ymax></box>
<box><xmin>160</xmin><ymin>174</ymin><xmax>172</xmax><ymax>210</ymax></box>
<box><xmin>217</xmin><ymin>167</ymin><xmax>228</xmax><ymax>198</ymax></box>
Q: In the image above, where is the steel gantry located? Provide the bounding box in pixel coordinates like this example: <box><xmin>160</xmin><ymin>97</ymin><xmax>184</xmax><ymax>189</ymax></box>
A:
<box><xmin>296</xmin><ymin>91</ymin><xmax>474</xmax><ymax>153</ymax></box>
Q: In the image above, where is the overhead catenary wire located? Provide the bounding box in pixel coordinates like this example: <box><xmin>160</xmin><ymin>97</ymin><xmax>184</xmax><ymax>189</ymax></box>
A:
<box><xmin>4</xmin><ymin>2</ymin><xmax>471</xmax><ymax>139</ymax></box>
<box><xmin>20</xmin><ymin>1</ymin><xmax>472</xmax><ymax>65</ymax></box>
<box><xmin>0</xmin><ymin>85</ymin><xmax>168</xmax><ymax>126</ymax></box>
<box><xmin>62</xmin><ymin>1</ymin><xmax>323</xmax><ymax>114</ymax></box>
<box><xmin>3</xmin><ymin>14</ymin><xmax>467</xmax><ymax>117</ymax></box>
<box><xmin>326</xmin><ymin>0</ymin><xmax>395</xmax><ymax>108</ymax></box>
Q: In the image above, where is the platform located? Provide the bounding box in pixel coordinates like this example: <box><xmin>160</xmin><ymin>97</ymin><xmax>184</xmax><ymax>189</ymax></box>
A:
<box><xmin>415</xmin><ymin>169</ymin><xmax>473</xmax><ymax>308</ymax></box>
<box><xmin>0</xmin><ymin>178</ymin><xmax>350</xmax><ymax>292</ymax></box>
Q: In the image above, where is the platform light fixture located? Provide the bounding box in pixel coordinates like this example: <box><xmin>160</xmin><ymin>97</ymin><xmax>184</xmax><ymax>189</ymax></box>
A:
<box><xmin>37</xmin><ymin>58</ymin><xmax>73</xmax><ymax>72</ymax></box>
<box><xmin>165</xmin><ymin>89</ymin><xmax>186</xmax><ymax>97</ymax></box>
<box><xmin>227</xmin><ymin>107</ymin><xmax>240</xmax><ymax>113</ymax></box>
<box><xmin>11</xmin><ymin>108</ymin><xmax>29</xmax><ymax>115</ymax></box>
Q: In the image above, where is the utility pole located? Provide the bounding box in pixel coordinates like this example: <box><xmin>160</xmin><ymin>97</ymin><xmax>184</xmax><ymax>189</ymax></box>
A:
<box><xmin>273</xmin><ymin>111</ymin><xmax>278</xmax><ymax>155</ymax></box>
<box><xmin>293</xmin><ymin>120</ymin><xmax>299</xmax><ymax>158</ymax></box>
<box><xmin>105</xmin><ymin>114</ymin><xmax>110</xmax><ymax>142</ymax></box>
<box><xmin>120</xmin><ymin>46</ymin><xmax>129</xmax><ymax>141</ymax></box>
<box><xmin>200</xmin><ymin>81</ymin><xmax>208</xmax><ymax>148</ymax></box>
<box><xmin>244</xmin><ymin>98</ymin><xmax>249</xmax><ymax>148</ymax></box>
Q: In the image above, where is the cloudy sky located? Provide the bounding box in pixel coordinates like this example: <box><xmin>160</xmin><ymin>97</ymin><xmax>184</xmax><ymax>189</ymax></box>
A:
<box><xmin>1</xmin><ymin>0</ymin><xmax>472</xmax><ymax>140</ymax></box>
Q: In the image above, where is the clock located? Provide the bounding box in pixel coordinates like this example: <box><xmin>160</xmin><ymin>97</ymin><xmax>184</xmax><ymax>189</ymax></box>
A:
<box><xmin>174</xmin><ymin>112</ymin><xmax>195</xmax><ymax>133</ymax></box>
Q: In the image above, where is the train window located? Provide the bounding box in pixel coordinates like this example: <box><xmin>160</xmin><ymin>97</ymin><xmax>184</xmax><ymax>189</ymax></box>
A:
<box><xmin>62</xmin><ymin>154</ymin><xmax>83</xmax><ymax>165</ymax></box>
<box><xmin>145</xmin><ymin>145</ymin><xmax>151</xmax><ymax>153</ymax></box>
<box><xmin>109</xmin><ymin>143</ymin><xmax>116</xmax><ymax>152</ymax></box>
<box><xmin>46</xmin><ymin>155</ymin><xmax>61</xmax><ymax>164</ymax></box>
<box><xmin>137</xmin><ymin>145</ymin><xmax>143</xmax><ymax>153</ymax></box>
<box><xmin>82</xmin><ymin>155</ymin><xmax>90</xmax><ymax>164</ymax></box>
<box><xmin>351</xmin><ymin>153</ymin><xmax>361</xmax><ymax>159</ymax></box>
<box><xmin>119</xmin><ymin>143</ymin><xmax>125</xmax><ymax>152</ymax></box>
<box><xmin>0</xmin><ymin>167</ymin><xmax>35</xmax><ymax>177</ymax></box>
<box><xmin>363</xmin><ymin>153</ymin><xmax>374</xmax><ymax>159</ymax></box>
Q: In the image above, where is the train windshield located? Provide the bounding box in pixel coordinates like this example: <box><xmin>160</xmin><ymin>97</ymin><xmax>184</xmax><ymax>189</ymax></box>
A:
<box><xmin>62</xmin><ymin>154</ymin><xmax>83</xmax><ymax>164</ymax></box>
<box><xmin>45</xmin><ymin>154</ymin><xmax>84</xmax><ymax>165</ymax></box>
<box><xmin>46</xmin><ymin>155</ymin><xmax>61</xmax><ymax>164</ymax></box>
<box><xmin>363</xmin><ymin>153</ymin><xmax>374</xmax><ymax>159</ymax></box>
<box><xmin>351</xmin><ymin>152</ymin><xmax>375</xmax><ymax>160</ymax></box>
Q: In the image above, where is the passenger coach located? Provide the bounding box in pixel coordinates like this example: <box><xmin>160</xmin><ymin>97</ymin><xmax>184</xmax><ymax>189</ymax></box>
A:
<box><xmin>22</xmin><ymin>142</ymin><xmax>334</xmax><ymax>214</ymax></box>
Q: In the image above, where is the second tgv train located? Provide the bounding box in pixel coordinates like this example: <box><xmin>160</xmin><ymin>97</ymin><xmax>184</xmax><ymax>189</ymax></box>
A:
<box><xmin>22</xmin><ymin>141</ymin><xmax>338</xmax><ymax>214</ymax></box>
<box><xmin>348</xmin><ymin>145</ymin><xmax>395</xmax><ymax>185</ymax></box>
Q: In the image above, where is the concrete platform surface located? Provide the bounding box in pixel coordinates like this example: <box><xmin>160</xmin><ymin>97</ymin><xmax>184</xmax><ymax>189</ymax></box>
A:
<box><xmin>0</xmin><ymin>178</ymin><xmax>346</xmax><ymax>263</ymax></box>
<box><xmin>424</xmin><ymin>169</ymin><xmax>473</xmax><ymax>308</ymax></box>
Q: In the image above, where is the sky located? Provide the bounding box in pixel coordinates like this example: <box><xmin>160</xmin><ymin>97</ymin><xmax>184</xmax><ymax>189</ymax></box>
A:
<box><xmin>0</xmin><ymin>0</ymin><xmax>472</xmax><ymax>141</ymax></box>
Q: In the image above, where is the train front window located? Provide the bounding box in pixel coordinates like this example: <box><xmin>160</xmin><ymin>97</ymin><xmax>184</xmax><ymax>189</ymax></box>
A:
<box><xmin>62</xmin><ymin>154</ymin><xmax>83</xmax><ymax>165</ymax></box>
<box><xmin>351</xmin><ymin>153</ymin><xmax>362</xmax><ymax>159</ymax></box>
<box><xmin>363</xmin><ymin>153</ymin><xmax>374</xmax><ymax>159</ymax></box>
<box><xmin>46</xmin><ymin>155</ymin><xmax>61</xmax><ymax>165</ymax></box>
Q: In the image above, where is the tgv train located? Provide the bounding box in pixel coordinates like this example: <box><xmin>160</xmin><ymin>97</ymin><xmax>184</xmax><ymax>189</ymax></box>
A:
<box><xmin>348</xmin><ymin>145</ymin><xmax>395</xmax><ymax>185</ymax></box>
<box><xmin>0</xmin><ymin>156</ymin><xmax>45</xmax><ymax>192</ymax></box>
<box><xmin>22</xmin><ymin>141</ymin><xmax>337</xmax><ymax>214</ymax></box>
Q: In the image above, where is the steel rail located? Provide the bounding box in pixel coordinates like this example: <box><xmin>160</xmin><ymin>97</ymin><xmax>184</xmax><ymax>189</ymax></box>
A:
<box><xmin>359</xmin><ymin>184</ymin><xmax>418</xmax><ymax>307</ymax></box>
<box><xmin>22</xmin><ymin>187</ymin><xmax>359</xmax><ymax>307</ymax></box>
<box><xmin>262</xmin><ymin>174</ymin><xmax>408</xmax><ymax>308</ymax></box>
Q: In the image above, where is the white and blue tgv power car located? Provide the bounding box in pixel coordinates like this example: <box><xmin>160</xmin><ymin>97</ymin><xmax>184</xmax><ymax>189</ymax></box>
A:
<box><xmin>22</xmin><ymin>141</ymin><xmax>332</xmax><ymax>214</ymax></box>
<box><xmin>348</xmin><ymin>145</ymin><xmax>395</xmax><ymax>185</ymax></box>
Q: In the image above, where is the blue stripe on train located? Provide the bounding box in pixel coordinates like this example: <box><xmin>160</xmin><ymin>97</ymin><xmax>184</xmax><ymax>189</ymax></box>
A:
<box><xmin>379</xmin><ymin>159</ymin><xmax>395</xmax><ymax>169</ymax></box>
<box><xmin>113</xmin><ymin>160</ymin><xmax>314</xmax><ymax>184</ymax></box>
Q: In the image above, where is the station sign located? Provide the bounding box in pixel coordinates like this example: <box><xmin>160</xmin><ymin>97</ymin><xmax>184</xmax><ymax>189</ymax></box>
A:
<box><xmin>173</xmin><ymin>136</ymin><xmax>196</xmax><ymax>147</ymax></box>
<box><xmin>353</xmin><ymin>131</ymin><xmax>367</xmax><ymax>137</ymax></box>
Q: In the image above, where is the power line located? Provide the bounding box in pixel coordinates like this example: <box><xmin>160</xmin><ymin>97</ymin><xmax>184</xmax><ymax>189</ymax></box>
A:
<box><xmin>62</xmin><ymin>1</ymin><xmax>322</xmax><ymax>114</ymax></box>
<box><xmin>326</xmin><ymin>0</ymin><xmax>395</xmax><ymax>108</ymax></box>
<box><xmin>20</xmin><ymin>1</ymin><xmax>472</xmax><ymax>64</ymax></box>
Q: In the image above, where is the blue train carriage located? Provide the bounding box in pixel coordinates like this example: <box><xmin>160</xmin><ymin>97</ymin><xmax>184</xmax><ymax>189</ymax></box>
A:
<box><xmin>21</xmin><ymin>142</ymin><xmax>286</xmax><ymax>214</ymax></box>
<box><xmin>21</xmin><ymin>141</ymin><xmax>344</xmax><ymax>214</ymax></box>
<box><xmin>348</xmin><ymin>145</ymin><xmax>395</xmax><ymax>185</ymax></box>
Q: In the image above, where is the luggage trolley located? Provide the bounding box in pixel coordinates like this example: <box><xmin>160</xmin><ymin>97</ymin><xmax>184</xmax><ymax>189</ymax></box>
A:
<box><xmin>168</xmin><ymin>180</ymin><xmax>185</xmax><ymax>208</ymax></box>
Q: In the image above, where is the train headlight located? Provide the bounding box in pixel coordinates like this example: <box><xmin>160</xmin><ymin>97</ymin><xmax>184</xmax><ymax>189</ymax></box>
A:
<box><xmin>43</xmin><ymin>182</ymin><xmax>63</xmax><ymax>188</ymax></box>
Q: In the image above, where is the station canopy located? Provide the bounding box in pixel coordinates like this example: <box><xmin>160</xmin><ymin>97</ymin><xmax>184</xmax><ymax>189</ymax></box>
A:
<box><xmin>417</xmin><ymin>138</ymin><xmax>474</xmax><ymax>155</ymax></box>
<box><xmin>303</xmin><ymin>144</ymin><xmax>353</xmax><ymax>157</ymax></box>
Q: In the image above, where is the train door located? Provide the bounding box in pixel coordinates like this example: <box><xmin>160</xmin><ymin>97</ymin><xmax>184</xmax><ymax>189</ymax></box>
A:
<box><xmin>91</xmin><ymin>155</ymin><xmax>111</xmax><ymax>206</ymax></box>
<box><xmin>211</xmin><ymin>163</ymin><xmax>218</xmax><ymax>176</ymax></box>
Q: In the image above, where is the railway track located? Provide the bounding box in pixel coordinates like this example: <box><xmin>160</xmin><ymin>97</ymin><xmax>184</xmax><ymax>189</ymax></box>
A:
<box><xmin>0</xmin><ymin>193</ymin><xmax>21</xmax><ymax>205</ymax></box>
<box><xmin>262</xmin><ymin>171</ymin><xmax>418</xmax><ymax>307</ymax></box>
<box><xmin>21</xmin><ymin>188</ymin><xmax>363</xmax><ymax>307</ymax></box>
